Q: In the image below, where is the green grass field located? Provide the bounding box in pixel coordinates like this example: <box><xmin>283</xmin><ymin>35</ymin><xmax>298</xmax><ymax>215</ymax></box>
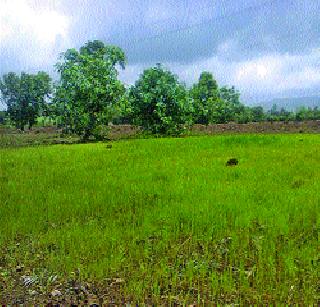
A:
<box><xmin>0</xmin><ymin>134</ymin><xmax>319</xmax><ymax>304</ymax></box>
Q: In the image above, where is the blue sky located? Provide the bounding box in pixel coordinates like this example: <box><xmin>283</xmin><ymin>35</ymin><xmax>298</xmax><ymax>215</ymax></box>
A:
<box><xmin>0</xmin><ymin>0</ymin><xmax>320</xmax><ymax>104</ymax></box>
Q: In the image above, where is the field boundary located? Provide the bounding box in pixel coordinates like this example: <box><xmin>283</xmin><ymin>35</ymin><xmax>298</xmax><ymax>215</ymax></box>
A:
<box><xmin>1</xmin><ymin>120</ymin><xmax>320</xmax><ymax>136</ymax></box>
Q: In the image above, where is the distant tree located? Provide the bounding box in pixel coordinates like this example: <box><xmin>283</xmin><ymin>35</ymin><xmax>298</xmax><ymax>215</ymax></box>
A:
<box><xmin>266</xmin><ymin>104</ymin><xmax>279</xmax><ymax>121</ymax></box>
<box><xmin>219</xmin><ymin>86</ymin><xmax>242</xmax><ymax>108</ymax></box>
<box><xmin>54</xmin><ymin>40</ymin><xmax>126</xmax><ymax>140</ymax></box>
<box><xmin>190</xmin><ymin>72</ymin><xmax>219</xmax><ymax>124</ymax></box>
<box><xmin>270</xmin><ymin>103</ymin><xmax>278</xmax><ymax>115</ymax></box>
<box><xmin>265</xmin><ymin>104</ymin><xmax>295</xmax><ymax>122</ymax></box>
<box><xmin>278</xmin><ymin>107</ymin><xmax>294</xmax><ymax>122</ymax></box>
<box><xmin>251</xmin><ymin>106</ymin><xmax>265</xmax><ymax>122</ymax></box>
<box><xmin>208</xmin><ymin>98</ymin><xmax>235</xmax><ymax>124</ymax></box>
<box><xmin>235</xmin><ymin>106</ymin><xmax>254</xmax><ymax>124</ymax></box>
<box><xmin>0</xmin><ymin>71</ymin><xmax>51</xmax><ymax>130</ymax></box>
<box><xmin>295</xmin><ymin>106</ymin><xmax>316</xmax><ymax>121</ymax></box>
<box><xmin>129</xmin><ymin>64</ymin><xmax>193</xmax><ymax>135</ymax></box>
<box><xmin>0</xmin><ymin>110</ymin><xmax>7</xmax><ymax>125</ymax></box>
<box><xmin>311</xmin><ymin>106</ymin><xmax>320</xmax><ymax>120</ymax></box>
<box><xmin>190</xmin><ymin>73</ymin><xmax>250</xmax><ymax>124</ymax></box>
<box><xmin>215</xmin><ymin>86</ymin><xmax>246</xmax><ymax>123</ymax></box>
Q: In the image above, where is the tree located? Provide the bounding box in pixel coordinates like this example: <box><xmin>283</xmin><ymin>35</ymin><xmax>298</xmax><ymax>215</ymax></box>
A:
<box><xmin>0</xmin><ymin>71</ymin><xmax>51</xmax><ymax>130</ymax></box>
<box><xmin>278</xmin><ymin>107</ymin><xmax>294</xmax><ymax>122</ymax></box>
<box><xmin>266</xmin><ymin>103</ymin><xmax>279</xmax><ymax>121</ymax></box>
<box><xmin>235</xmin><ymin>106</ymin><xmax>253</xmax><ymax>124</ymax></box>
<box><xmin>213</xmin><ymin>86</ymin><xmax>245</xmax><ymax>123</ymax></box>
<box><xmin>208</xmin><ymin>98</ymin><xmax>235</xmax><ymax>124</ymax></box>
<box><xmin>129</xmin><ymin>64</ymin><xmax>193</xmax><ymax>135</ymax></box>
<box><xmin>251</xmin><ymin>106</ymin><xmax>265</xmax><ymax>122</ymax></box>
<box><xmin>190</xmin><ymin>72</ymin><xmax>219</xmax><ymax>124</ymax></box>
<box><xmin>219</xmin><ymin>86</ymin><xmax>242</xmax><ymax>112</ymax></box>
<box><xmin>311</xmin><ymin>106</ymin><xmax>320</xmax><ymax>120</ymax></box>
<box><xmin>0</xmin><ymin>110</ymin><xmax>7</xmax><ymax>125</ymax></box>
<box><xmin>295</xmin><ymin>106</ymin><xmax>314</xmax><ymax>121</ymax></box>
<box><xmin>111</xmin><ymin>90</ymin><xmax>133</xmax><ymax>124</ymax></box>
<box><xmin>54</xmin><ymin>40</ymin><xmax>126</xmax><ymax>140</ymax></box>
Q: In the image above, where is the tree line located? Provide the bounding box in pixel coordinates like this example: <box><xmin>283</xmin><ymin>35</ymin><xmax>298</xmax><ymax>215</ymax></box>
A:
<box><xmin>1</xmin><ymin>40</ymin><xmax>320</xmax><ymax>139</ymax></box>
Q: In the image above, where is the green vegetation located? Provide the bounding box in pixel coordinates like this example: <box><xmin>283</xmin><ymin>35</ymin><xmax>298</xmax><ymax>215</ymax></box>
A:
<box><xmin>1</xmin><ymin>40</ymin><xmax>319</xmax><ymax>140</ymax></box>
<box><xmin>0</xmin><ymin>38</ymin><xmax>319</xmax><ymax>304</ymax></box>
<box><xmin>189</xmin><ymin>71</ymin><xmax>220</xmax><ymax>124</ymax></box>
<box><xmin>0</xmin><ymin>71</ymin><xmax>51</xmax><ymax>130</ymax></box>
<box><xmin>129</xmin><ymin>64</ymin><xmax>193</xmax><ymax>135</ymax></box>
<box><xmin>54</xmin><ymin>40</ymin><xmax>126</xmax><ymax>140</ymax></box>
<box><xmin>0</xmin><ymin>135</ymin><xmax>319</xmax><ymax>304</ymax></box>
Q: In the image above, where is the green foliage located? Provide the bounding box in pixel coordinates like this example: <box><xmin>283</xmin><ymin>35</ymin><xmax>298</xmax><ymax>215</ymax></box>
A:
<box><xmin>234</xmin><ymin>106</ymin><xmax>254</xmax><ymax>124</ymax></box>
<box><xmin>190</xmin><ymin>71</ymin><xmax>219</xmax><ymax>124</ymax></box>
<box><xmin>190</xmin><ymin>74</ymin><xmax>251</xmax><ymax>125</ymax></box>
<box><xmin>251</xmin><ymin>106</ymin><xmax>265</xmax><ymax>122</ymax></box>
<box><xmin>0</xmin><ymin>110</ymin><xmax>7</xmax><ymax>125</ymax></box>
<box><xmin>265</xmin><ymin>104</ymin><xmax>299</xmax><ymax>122</ymax></box>
<box><xmin>219</xmin><ymin>86</ymin><xmax>241</xmax><ymax>106</ymax></box>
<box><xmin>0</xmin><ymin>71</ymin><xmax>51</xmax><ymax>130</ymax></box>
<box><xmin>54</xmin><ymin>40</ymin><xmax>127</xmax><ymax>140</ymax></box>
<box><xmin>219</xmin><ymin>86</ymin><xmax>246</xmax><ymax>123</ymax></box>
<box><xmin>129</xmin><ymin>64</ymin><xmax>193</xmax><ymax>135</ymax></box>
<box><xmin>207</xmin><ymin>97</ymin><xmax>235</xmax><ymax>124</ymax></box>
<box><xmin>206</xmin><ymin>85</ymin><xmax>247</xmax><ymax>124</ymax></box>
<box><xmin>2</xmin><ymin>41</ymin><xmax>320</xmax><ymax>134</ymax></box>
<box><xmin>295</xmin><ymin>106</ymin><xmax>320</xmax><ymax>121</ymax></box>
<box><xmin>112</xmin><ymin>90</ymin><xmax>134</xmax><ymax>124</ymax></box>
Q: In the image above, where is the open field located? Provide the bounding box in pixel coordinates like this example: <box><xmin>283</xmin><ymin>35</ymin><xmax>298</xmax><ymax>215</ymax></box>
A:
<box><xmin>0</xmin><ymin>134</ymin><xmax>319</xmax><ymax>304</ymax></box>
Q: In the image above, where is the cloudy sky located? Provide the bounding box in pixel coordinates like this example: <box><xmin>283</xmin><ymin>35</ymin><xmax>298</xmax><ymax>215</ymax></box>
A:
<box><xmin>0</xmin><ymin>0</ymin><xmax>320</xmax><ymax>104</ymax></box>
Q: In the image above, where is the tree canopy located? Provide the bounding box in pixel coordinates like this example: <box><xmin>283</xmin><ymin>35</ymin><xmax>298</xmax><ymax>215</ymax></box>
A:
<box><xmin>190</xmin><ymin>71</ymin><xmax>219</xmax><ymax>124</ymax></box>
<box><xmin>54</xmin><ymin>40</ymin><xmax>126</xmax><ymax>139</ymax></box>
<box><xmin>1</xmin><ymin>40</ymin><xmax>319</xmax><ymax>136</ymax></box>
<box><xmin>129</xmin><ymin>64</ymin><xmax>193</xmax><ymax>135</ymax></box>
<box><xmin>0</xmin><ymin>71</ymin><xmax>51</xmax><ymax>130</ymax></box>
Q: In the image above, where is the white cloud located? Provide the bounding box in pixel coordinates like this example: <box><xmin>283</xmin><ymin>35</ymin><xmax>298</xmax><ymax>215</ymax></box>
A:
<box><xmin>119</xmin><ymin>63</ymin><xmax>150</xmax><ymax>86</ymax></box>
<box><xmin>0</xmin><ymin>0</ymin><xmax>69</xmax><ymax>45</ymax></box>
<box><xmin>120</xmin><ymin>49</ymin><xmax>320</xmax><ymax>103</ymax></box>
<box><xmin>233</xmin><ymin>50</ymin><xmax>320</xmax><ymax>94</ymax></box>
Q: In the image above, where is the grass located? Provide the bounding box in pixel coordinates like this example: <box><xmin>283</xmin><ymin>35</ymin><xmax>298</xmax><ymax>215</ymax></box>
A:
<box><xmin>0</xmin><ymin>134</ymin><xmax>319</xmax><ymax>304</ymax></box>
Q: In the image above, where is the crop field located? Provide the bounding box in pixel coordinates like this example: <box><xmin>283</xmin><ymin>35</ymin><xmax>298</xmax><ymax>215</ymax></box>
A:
<box><xmin>0</xmin><ymin>134</ymin><xmax>319</xmax><ymax>304</ymax></box>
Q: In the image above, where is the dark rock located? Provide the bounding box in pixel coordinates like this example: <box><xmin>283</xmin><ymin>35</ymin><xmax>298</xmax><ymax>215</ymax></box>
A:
<box><xmin>291</xmin><ymin>180</ymin><xmax>304</xmax><ymax>189</ymax></box>
<box><xmin>226</xmin><ymin>158</ymin><xmax>239</xmax><ymax>166</ymax></box>
<box><xmin>16</xmin><ymin>265</ymin><xmax>24</xmax><ymax>272</ymax></box>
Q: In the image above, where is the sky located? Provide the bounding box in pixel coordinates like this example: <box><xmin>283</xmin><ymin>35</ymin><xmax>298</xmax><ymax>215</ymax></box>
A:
<box><xmin>0</xmin><ymin>0</ymin><xmax>320</xmax><ymax>105</ymax></box>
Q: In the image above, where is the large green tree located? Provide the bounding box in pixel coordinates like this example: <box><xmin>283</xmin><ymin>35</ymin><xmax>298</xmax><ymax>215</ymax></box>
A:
<box><xmin>0</xmin><ymin>71</ymin><xmax>51</xmax><ymax>130</ymax></box>
<box><xmin>129</xmin><ymin>64</ymin><xmax>193</xmax><ymax>135</ymax></box>
<box><xmin>190</xmin><ymin>73</ymin><xmax>250</xmax><ymax>124</ymax></box>
<box><xmin>190</xmin><ymin>71</ymin><xmax>219</xmax><ymax>124</ymax></box>
<box><xmin>54</xmin><ymin>40</ymin><xmax>126</xmax><ymax>140</ymax></box>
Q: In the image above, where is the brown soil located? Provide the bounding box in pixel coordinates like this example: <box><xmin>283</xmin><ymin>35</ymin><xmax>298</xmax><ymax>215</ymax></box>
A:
<box><xmin>2</xmin><ymin>121</ymin><xmax>320</xmax><ymax>138</ymax></box>
<box><xmin>191</xmin><ymin>120</ymin><xmax>320</xmax><ymax>134</ymax></box>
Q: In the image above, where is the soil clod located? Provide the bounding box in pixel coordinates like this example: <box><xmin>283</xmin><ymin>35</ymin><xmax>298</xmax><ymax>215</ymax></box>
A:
<box><xmin>226</xmin><ymin>158</ymin><xmax>239</xmax><ymax>166</ymax></box>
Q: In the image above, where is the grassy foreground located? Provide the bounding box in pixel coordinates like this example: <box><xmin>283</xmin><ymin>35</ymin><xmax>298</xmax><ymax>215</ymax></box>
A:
<box><xmin>0</xmin><ymin>134</ymin><xmax>319</xmax><ymax>304</ymax></box>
